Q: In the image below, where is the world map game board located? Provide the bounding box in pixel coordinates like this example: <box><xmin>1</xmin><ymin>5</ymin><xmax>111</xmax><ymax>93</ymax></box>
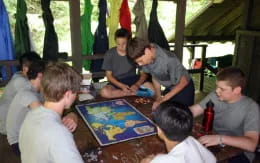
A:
<box><xmin>76</xmin><ymin>99</ymin><xmax>156</xmax><ymax>146</ymax></box>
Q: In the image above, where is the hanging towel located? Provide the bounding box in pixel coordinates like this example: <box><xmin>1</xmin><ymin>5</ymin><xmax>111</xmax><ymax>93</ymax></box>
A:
<box><xmin>119</xmin><ymin>0</ymin><xmax>131</xmax><ymax>33</ymax></box>
<box><xmin>90</xmin><ymin>0</ymin><xmax>108</xmax><ymax>76</ymax></box>
<box><xmin>15</xmin><ymin>0</ymin><xmax>31</xmax><ymax>59</ymax></box>
<box><xmin>81</xmin><ymin>0</ymin><xmax>94</xmax><ymax>70</ymax></box>
<box><xmin>0</xmin><ymin>0</ymin><xmax>15</xmax><ymax>80</ymax></box>
<box><xmin>107</xmin><ymin>0</ymin><xmax>121</xmax><ymax>48</ymax></box>
<box><xmin>148</xmin><ymin>0</ymin><xmax>169</xmax><ymax>50</ymax></box>
<box><xmin>133</xmin><ymin>0</ymin><xmax>148</xmax><ymax>40</ymax></box>
<box><xmin>41</xmin><ymin>0</ymin><xmax>59</xmax><ymax>61</ymax></box>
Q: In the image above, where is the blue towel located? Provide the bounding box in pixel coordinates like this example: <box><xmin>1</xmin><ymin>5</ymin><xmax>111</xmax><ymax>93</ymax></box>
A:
<box><xmin>136</xmin><ymin>86</ymin><xmax>154</xmax><ymax>97</ymax></box>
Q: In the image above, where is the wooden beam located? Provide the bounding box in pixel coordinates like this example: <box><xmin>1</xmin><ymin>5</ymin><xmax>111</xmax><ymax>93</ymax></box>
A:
<box><xmin>188</xmin><ymin>5</ymin><xmax>231</xmax><ymax>34</ymax></box>
<box><xmin>81</xmin><ymin>54</ymin><xmax>105</xmax><ymax>60</ymax></box>
<box><xmin>222</xmin><ymin>15</ymin><xmax>243</xmax><ymax>34</ymax></box>
<box><xmin>189</xmin><ymin>0</ymin><xmax>242</xmax><ymax>36</ymax></box>
<box><xmin>213</xmin><ymin>0</ymin><xmax>224</xmax><ymax>3</ymax></box>
<box><xmin>69</xmin><ymin>0</ymin><xmax>82</xmax><ymax>73</ymax></box>
<box><xmin>242</xmin><ymin>0</ymin><xmax>253</xmax><ymax>30</ymax></box>
<box><xmin>209</xmin><ymin>2</ymin><xmax>244</xmax><ymax>34</ymax></box>
<box><xmin>174</xmin><ymin>0</ymin><xmax>186</xmax><ymax>61</ymax></box>
<box><xmin>249</xmin><ymin>0</ymin><xmax>260</xmax><ymax>30</ymax></box>
<box><xmin>199</xmin><ymin>45</ymin><xmax>207</xmax><ymax>91</ymax></box>
<box><xmin>184</xmin><ymin>35</ymin><xmax>235</xmax><ymax>41</ymax></box>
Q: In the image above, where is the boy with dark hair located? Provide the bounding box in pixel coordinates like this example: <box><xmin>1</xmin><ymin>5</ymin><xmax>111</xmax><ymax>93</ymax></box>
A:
<box><xmin>141</xmin><ymin>102</ymin><xmax>216</xmax><ymax>163</ymax></box>
<box><xmin>18</xmin><ymin>51</ymin><xmax>42</xmax><ymax>74</ymax></box>
<box><xmin>100</xmin><ymin>28</ymin><xmax>154</xmax><ymax>98</ymax></box>
<box><xmin>19</xmin><ymin>63</ymin><xmax>83</xmax><ymax>163</ymax></box>
<box><xmin>6</xmin><ymin>60</ymin><xmax>45</xmax><ymax>155</ymax></box>
<box><xmin>190</xmin><ymin>67</ymin><xmax>259</xmax><ymax>163</ymax></box>
<box><xmin>0</xmin><ymin>51</ymin><xmax>41</xmax><ymax>135</ymax></box>
<box><xmin>127</xmin><ymin>37</ymin><xmax>194</xmax><ymax>110</ymax></box>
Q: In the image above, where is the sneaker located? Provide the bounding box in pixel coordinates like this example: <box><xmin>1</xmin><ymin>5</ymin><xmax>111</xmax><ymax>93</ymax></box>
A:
<box><xmin>136</xmin><ymin>87</ymin><xmax>154</xmax><ymax>97</ymax></box>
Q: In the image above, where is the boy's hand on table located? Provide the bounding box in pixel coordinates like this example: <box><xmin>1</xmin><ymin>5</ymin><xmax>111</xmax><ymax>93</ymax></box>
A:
<box><xmin>140</xmin><ymin>154</ymin><xmax>155</xmax><ymax>163</ymax></box>
<box><xmin>62</xmin><ymin>113</ymin><xmax>78</xmax><ymax>132</ymax></box>
<box><xmin>198</xmin><ymin>135</ymin><xmax>219</xmax><ymax>147</ymax></box>
<box><xmin>121</xmin><ymin>85</ymin><xmax>137</xmax><ymax>96</ymax></box>
<box><xmin>130</xmin><ymin>84</ymin><xmax>139</xmax><ymax>93</ymax></box>
<box><xmin>121</xmin><ymin>85</ymin><xmax>131</xmax><ymax>93</ymax></box>
<box><xmin>152</xmin><ymin>97</ymin><xmax>164</xmax><ymax>111</ymax></box>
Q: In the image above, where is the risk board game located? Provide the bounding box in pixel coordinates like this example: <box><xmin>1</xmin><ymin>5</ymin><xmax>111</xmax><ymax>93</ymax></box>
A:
<box><xmin>76</xmin><ymin>99</ymin><xmax>156</xmax><ymax>146</ymax></box>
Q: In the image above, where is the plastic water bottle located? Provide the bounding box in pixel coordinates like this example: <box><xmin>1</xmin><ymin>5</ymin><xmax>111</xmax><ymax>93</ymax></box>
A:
<box><xmin>202</xmin><ymin>100</ymin><xmax>214</xmax><ymax>132</ymax></box>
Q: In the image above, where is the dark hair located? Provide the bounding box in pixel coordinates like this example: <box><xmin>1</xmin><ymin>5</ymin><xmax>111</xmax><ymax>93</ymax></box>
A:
<box><xmin>19</xmin><ymin>51</ymin><xmax>41</xmax><ymax>69</ymax></box>
<box><xmin>114</xmin><ymin>28</ymin><xmax>131</xmax><ymax>40</ymax></box>
<box><xmin>41</xmin><ymin>62</ymin><xmax>82</xmax><ymax>102</ymax></box>
<box><xmin>154</xmin><ymin>101</ymin><xmax>193</xmax><ymax>142</ymax></box>
<box><xmin>126</xmin><ymin>37</ymin><xmax>150</xmax><ymax>60</ymax></box>
<box><xmin>216</xmin><ymin>67</ymin><xmax>246</xmax><ymax>89</ymax></box>
<box><xmin>27</xmin><ymin>60</ymin><xmax>46</xmax><ymax>80</ymax></box>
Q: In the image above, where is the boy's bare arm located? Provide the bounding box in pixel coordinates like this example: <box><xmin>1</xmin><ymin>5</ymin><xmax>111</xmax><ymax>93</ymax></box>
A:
<box><xmin>135</xmin><ymin>71</ymin><xmax>148</xmax><ymax>86</ymax></box>
<box><xmin>221</xmin><ymin>132</ymin><xmax>259</xmax><ymax>152</ymax></box>
<box><xmin>152</xmin><ymin>77</ymin><xmax>161</xmax><ymax>99</ymax></box>
<box><xmin>62</xmin><ymin>112</ymin><xmax>78</xmax><ymax>132</ymax></box>
<box><xmin>140</xmin><ymin>154</ymin><xmax>155</xmax><ymax>163</ymax></box>
<box><xmin>29</xmin><ymin>101</ymin><xmax>41</xmax><ymax>109</ymax></box>
<box><xmin>189</xmin><ymin>104</ymin><xmax>204</xmax><ymax>117</ymax></box>
<box><xmin>199</xmin><ymin>131</ymin><xmax>259</xmax><ymax>152</ymax></box>
<box><xmin>106</xmin><ymin>71</ymin><xmax>130</xmax><ymax>91</ymax></box>
<box><xmin>152</xmin><ymin>76</ymin><xmax>188</xmax><ymax>110</ymax></box>
<box><xmin>162</xmin><ymin>76</ymin><xmax>188</xmax><ymax>102</ymax></box>
<box><xmin>131</xmin><ymin>71</ymin><xmax>148</xmax><ymax>91</ymax></box>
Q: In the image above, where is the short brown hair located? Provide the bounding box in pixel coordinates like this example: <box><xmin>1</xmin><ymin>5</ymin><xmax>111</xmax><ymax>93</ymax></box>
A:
<box><xmin>41</xmin><ymin>62</ymin><xmax>82</xmax><ymax>102</ymax></box>
<box><xmin>126</xmin><ymin>37</ymin><xmax>150</xmax><ymax>60</ymax></box>
<box><xmin>216</xmin><ymin>67</ymin><xmax>246</xmax><ymax>89</ymax></box>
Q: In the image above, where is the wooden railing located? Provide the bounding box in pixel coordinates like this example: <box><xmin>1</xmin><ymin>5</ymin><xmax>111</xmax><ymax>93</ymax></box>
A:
<box><xmin>170</xmin><ymin>44</ymin><xmax>210</xmax><ymax>91</ymax></box>
<box><xmin>1</xmin><ymin>44</ymin><xmax>216</xmax><ymax>91</ymax></box>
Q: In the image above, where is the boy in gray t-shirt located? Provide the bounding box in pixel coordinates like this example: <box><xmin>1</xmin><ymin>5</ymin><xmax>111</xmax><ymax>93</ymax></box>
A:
<box><xmin>101</xmin><ymin>28</ymin><xmax>154</xmax><ymax>99</ymax></box>
<box><xmin>190</xmin><ymin>67</ymin><xmax>259</xmax><ymax>163</ymax></box>
<box><xmin>6</xmin><ymin>61</ymin><xmax>79</xmax><ymax>156</ymax></box>
<box><xmin>127</xmin><ymin>38</ymin><xmax>194</xmax><ymax>110</ymax></box>
<box><xmin>6</xmin><ymin>60</ymin><xmax>45</xmax><ymax>155</ymax></box>
<box><xmin>0</xmin><ymin>73</ymin><xmax>29</xmax><ymax>135</ymax></box>
<box><xmin>19</xmin><ymin>63</ymin><xmax>84</xmax><ymax>163</ymax></box>
<box><xmin>0</xmin><ymin>52</ymin><xmax>41</xmax><ymax>135</ymax></box>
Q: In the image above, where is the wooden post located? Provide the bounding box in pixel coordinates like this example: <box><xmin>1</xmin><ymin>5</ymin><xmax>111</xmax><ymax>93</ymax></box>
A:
<box><xmin>69</xmin><ymin>0</ymin><xmax>82</xmax><ymax>73</ymax></box>
<box><xmin>174</xmin><ymin>0</ymin><xmax>186</xmax><ymax>61</ymax></box>
<box><xmin>200</xmin><ymin>45</ymin><xmax>207</xmax><ymax>91</ymax></box>
<box><xmin>242</xmin><ymin>0</ymin><xmax>253</xmax><ymax>30</ymax></box>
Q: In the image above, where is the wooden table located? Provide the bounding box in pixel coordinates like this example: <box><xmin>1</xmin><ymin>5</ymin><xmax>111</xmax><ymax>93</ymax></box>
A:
<box><xmin>73</xmin><ymin>96</ymin><xmax>242</xmax><ymax>163</ymax></box>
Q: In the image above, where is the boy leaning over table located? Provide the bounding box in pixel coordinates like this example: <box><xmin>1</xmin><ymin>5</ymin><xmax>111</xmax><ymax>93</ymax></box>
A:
<box><xmin>19</xmin><ymin>62</ymin><xmax>84</xmax><ymax>163</ymax></box>
<box><xmin>126</xmin><ymin>37</ymin><xmax>195</xmax><ymax>111</ymax></box>
<box><xmin>190</xmin><ymin>67</ymin><xmax>260</xmax><ymax>163</ymax></box>
<box><xmin>141</xmin><ymin>101</ymin><xmax>216</xmax><ymax>163</ymax></box>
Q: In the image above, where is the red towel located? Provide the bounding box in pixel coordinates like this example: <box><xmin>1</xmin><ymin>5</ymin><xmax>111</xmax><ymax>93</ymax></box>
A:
<box><xmin>119</xmin><ymin>0</ymin><xmax>131</xmax><ymax>33</ymax></box>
